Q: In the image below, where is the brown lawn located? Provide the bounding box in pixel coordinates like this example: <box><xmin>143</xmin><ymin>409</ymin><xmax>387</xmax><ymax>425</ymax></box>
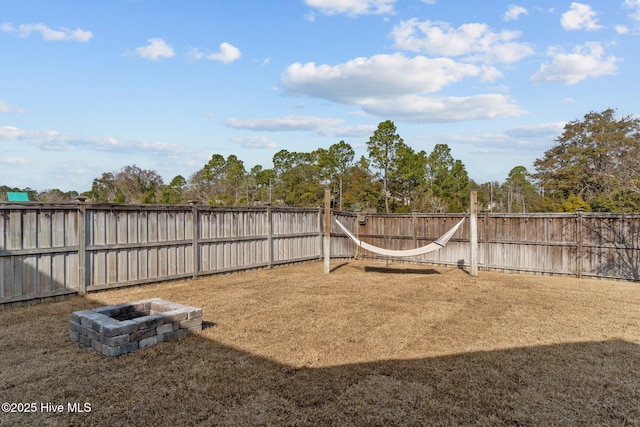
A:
<box><xmin>1</xmin><ymin>260</ymin><xmax>640</xmax><ymax>426</ymax></box>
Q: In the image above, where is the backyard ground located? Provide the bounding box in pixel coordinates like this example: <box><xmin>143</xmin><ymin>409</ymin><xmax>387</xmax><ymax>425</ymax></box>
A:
<box><xmin>1</xmin><ymin>260</ymin><xmax>640</xmax><ymax>426</ymax></box>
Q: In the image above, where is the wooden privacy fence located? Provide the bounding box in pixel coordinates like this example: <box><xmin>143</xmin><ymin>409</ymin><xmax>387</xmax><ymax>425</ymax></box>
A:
<box><xmin>2</xmin><ymin>202</ymin><xmax>640</xmax><ymax>305</ymax></box>
<box><xmin>0</xmin><ymin>202</ymin><xmax>325</xmax><ymax>305</ymax></box>
<box><xmin>340</xmin><ymin>211</ymin><xmax>640</xmax><ymax>281</ymax></box>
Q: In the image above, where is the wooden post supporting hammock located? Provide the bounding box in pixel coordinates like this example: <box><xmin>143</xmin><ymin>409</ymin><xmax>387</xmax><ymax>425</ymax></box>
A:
<box><xmin>323</xmin><ymin>188</ymin><xmax>331</xmax><ymax>274</ymax></box>
<box><xmin>470</xmin><ymin>190</ymin><xmax>478</xmax><ymax>276</ymax></box>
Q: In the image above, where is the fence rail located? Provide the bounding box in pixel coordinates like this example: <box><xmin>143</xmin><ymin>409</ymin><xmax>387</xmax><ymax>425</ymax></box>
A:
<box><xmin>2</xmin><ymin>202</ymin><xmax>639</xmax><ymax>306</ymax></box>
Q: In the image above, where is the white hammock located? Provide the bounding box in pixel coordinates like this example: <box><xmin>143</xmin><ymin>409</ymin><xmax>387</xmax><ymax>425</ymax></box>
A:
<box><xmin>335</xmin><ymin>217</ymin><xmax>465</xmax><ymax>258</ymax></box>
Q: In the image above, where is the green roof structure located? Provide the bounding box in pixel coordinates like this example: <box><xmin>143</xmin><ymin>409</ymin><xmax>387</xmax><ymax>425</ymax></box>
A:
<box><xmin>7</xmin><ymin>192</ymin><xmax>29</xmax><ymax>202</ymax></box>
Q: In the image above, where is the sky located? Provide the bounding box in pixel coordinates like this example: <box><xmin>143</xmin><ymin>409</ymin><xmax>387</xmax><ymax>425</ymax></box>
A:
<box><xmin>1</xmin><ymin>0</ymin><xmax>640</xmax><ymax>193</ymax></box>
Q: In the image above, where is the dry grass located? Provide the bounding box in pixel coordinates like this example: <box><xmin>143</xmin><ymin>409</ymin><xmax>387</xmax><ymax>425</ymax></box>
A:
<box><xmin>1</xmin><ymin>260</ymin><xmax>640</xmax><ymax>426</ymax></box>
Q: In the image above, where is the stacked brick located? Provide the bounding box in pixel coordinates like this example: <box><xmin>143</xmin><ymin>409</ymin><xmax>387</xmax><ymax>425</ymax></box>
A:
<box><xmin>69</xmin><ymin>298</ymin><xmax>203</xmax><ymax>357</ymax></box>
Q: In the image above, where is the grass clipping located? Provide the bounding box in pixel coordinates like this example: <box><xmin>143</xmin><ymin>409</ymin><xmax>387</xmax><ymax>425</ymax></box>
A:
<box><xmin>2</xmin><ymin>260</ymin><xmax>640</xmax><ymax>426</ymax></box>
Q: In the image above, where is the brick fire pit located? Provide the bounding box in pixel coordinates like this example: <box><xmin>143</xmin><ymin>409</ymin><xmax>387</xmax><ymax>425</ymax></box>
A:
<box><xmin>70</xmin><ymin>298</ymin><xmax>202</xmax><ymax>357</ymax></box>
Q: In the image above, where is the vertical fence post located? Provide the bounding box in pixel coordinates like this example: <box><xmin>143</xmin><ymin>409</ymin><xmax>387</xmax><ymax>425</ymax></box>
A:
<box><xmin>470</xmin><ymin>190</ymin><xmax>478</xmax><ymax>276</ymax></box>
<box><xmin>189</xmin><ymin>201</ymin><xmax>199</xmax><ymax>279</ymax></box>
<box><xmin>484</xmin><ymin>210</ymin><xmax>490</xmax><ymax>270</ymax></box>
<box><xmin>576</xmin><ymin>208</ymin><xmax>584</xmax><ymax>278</ymax></box>
<box><xmin>412</xmin><ymin>210</ymin><xmax>418</xmax><ymax>248</ymax></box>
<box><xmin>76</xmin><ymin>196</ymin><xmax>88</xmax><ymax>295</ymax></box>
<box><xmin>324</xmin><ymin>188</ymin><xmax>331</xmax><ymax>274</ymax></box>
<box><xmin>266</xmin><ymin>203</ymin><xmax>273</xmax><ymax>268</ymax></box>
<box><xmin>317</xmin><ymin>206</ymin><xmax>323</xmax><ymax>261</ymax></box>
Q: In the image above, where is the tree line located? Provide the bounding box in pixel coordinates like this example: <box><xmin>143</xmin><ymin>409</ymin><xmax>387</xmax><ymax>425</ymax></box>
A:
<box><xmin>3</xmin><ymin>109</ymin><xmax>639</xmax><ymax>213</ymax></box>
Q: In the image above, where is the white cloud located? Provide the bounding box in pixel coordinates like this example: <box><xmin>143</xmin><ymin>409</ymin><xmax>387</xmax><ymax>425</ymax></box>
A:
<box><xmin>186</xmin><ymin>47</ymin><xmax>204</xmax><ymax>61</ymax></box>
<box><xmin>279</xmin><ymin>53</ymin><xmax>526</xmax><ymax>122</ymax></box>
<box><xmin>209</xmin><ymin>42</ymin><xmax>241</xmax><ymax>64</ymax></box>
<box><xmin>224</xmin><ymin>115</ymin><xmax>344</xmax><ymax>131</ymax></box>
<box><xmin>531</xmin><ymin>42</ymin><xmax>620</xmax><ymax>84</ymax></box>
<box><xmin>359</xmin><ymin>94</ymin><xmax>526</xmax><ymax>122</ymax></box>
<box><xmin>0</xmin><ymin>101</ymin><xmax>26</xmax><ymax>114</ymax></box>
<box><xmin>0</xmin><ymin>126</ymin><xmax>27</xmax><ymax>139</ymax></box>
<box><xmin>254</xmin><ymin>57</ymin><xmax>271</xmax><ymax>67</ymax></box>
<box><xmin>281</xmin><ymin>53</ymin><xmax>499</xmax><ymax>104</ymax></box>
<box><xmin>189</xmin><ymin>42</ymin><xmax>241</xmax><ymax>63</ymax></box>
<box><xmin>561</xmin><ymin>2</ymin><xmax>602</xmax><ymax>31</ymax></box>
<box><xmin>121</xmin><ymin>140</ymin><xmax>195</xmax><ymax>155</ymax></box>
<box><xmin>0</xmin><ymin>22</ymin><xmax>92</xmax><ymax>42</ymax></box>
<box><xmin>230</xmin><ymin>135</ymin><xmax>277</xmax><ymax>149</ymax></box>
<box><xmin>305</xmin><ymin>0</ymin><xmax>396</xmax><ymax>16</ymax></box>
<box><xmin>134</xmin><ymin>38</ymin><xmax>175</xmax><ymax>60</ymax></box>
<box><xmin>0</xmin><ymin>126</ymin><xmax>191</xmax><ymax>155</ymax></box>
<box><xmin>4</xmin><ymin>128</ymin><xmax>118</xmax><ymax>151</ymax></box>
<box><xmin>421</xmin><ymin>0</ymin><xmax>437</xmax><ymax>4</ymax></box>
<box><xmin>615</xmin><ymin>25</ymin><xmax>630</xmax><ymax>34</ymax></box>
<box><xmin>504</xmin><ymin>5</ymin><xmax>528</xmax><ymax>22</ymax></box>
<box><xmin>504</xmin><ymin>122</ymin><xmax>566</xmax><ymax>139</ymax></box>
<box><xmin>0</xmin><ymin>156</ymin><xmax>29</xmax><ymax>167</ymax></box>
<box><xmin>315</xmin><ymin>124</ymin><xmax>377</xmax><ymax>138</ymax></box>
<box><xmin>624</xmin><ymin>0</ymin><xmax>640</xmax><ymax>21</ymax></box>
<box><xmin>391</xmin><ymin>20</ymin><xmax>534</xmax><ymax>63</ymax></box>
<box><xmin>227</xmin><ymin>119</ymin><xmax>375</xmax><ymax>139</ymax></box>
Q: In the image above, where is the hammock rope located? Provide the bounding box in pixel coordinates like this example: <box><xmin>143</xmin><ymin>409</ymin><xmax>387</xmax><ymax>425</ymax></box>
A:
<box><xmin>335</xmin><ymin>217</ymin><xmax>466</xmax><ymax>258</ymax></box>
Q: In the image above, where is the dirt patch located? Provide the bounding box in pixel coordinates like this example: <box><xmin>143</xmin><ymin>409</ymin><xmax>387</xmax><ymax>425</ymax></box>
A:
<box><xmin>1</xmin><ymin>260</ymin><xmax>640</xmax><ymax>426</ymax></box>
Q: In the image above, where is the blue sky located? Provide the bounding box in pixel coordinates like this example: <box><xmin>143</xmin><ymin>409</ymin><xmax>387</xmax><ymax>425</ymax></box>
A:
<box><xmin>1</xmin><ymin>0</ymin><xmax>639</xmax><ymax>192</ymax></box>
